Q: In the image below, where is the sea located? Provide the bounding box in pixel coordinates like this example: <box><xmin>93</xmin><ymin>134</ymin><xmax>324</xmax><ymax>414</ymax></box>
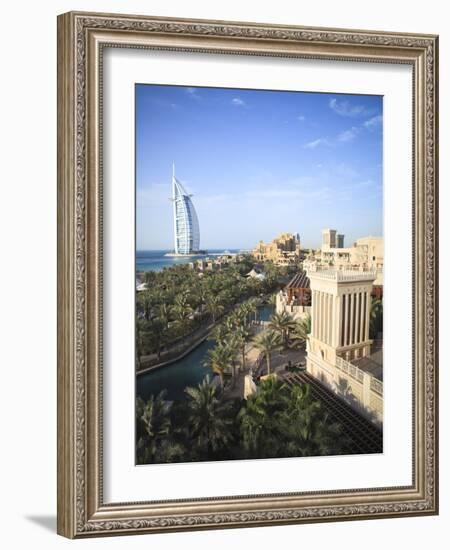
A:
<box><xmin>136</xmin><ymin>249</ymin><xmax>244</xmax><ymax>273</ymax></box>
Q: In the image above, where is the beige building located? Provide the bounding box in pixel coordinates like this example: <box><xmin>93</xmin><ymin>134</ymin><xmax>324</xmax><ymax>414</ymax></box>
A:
<box><xmin>252</xmin><ymin>232</ymin><xmax>301</xmax><ymax>265</ymax></box>
<box><xmin>306</xmin><ymin>269</ymin><xmax>383</xmax><ymax>425</ymax></box>
<box><xmin>309</xmin><ymin>230</ymin><xmax>384</xmax><ymax>286</ymax></box>
<box><xmin>354</xmin><ymin>236</ymin><xmax>383</xmax><ymax>271</ymax></box>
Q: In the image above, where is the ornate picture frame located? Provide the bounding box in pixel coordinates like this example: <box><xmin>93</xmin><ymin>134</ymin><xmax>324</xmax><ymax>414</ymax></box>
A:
<box><xmin>57</xmin><ymin>11</ymin><xmax>438</xmax><ymax>538</ymax></box>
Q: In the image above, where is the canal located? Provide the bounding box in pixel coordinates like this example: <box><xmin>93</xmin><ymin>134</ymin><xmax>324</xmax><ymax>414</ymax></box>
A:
<box><xmin>136</xmin><ymin>304</ymin><xmax>274</xmax><ymax>402</ymax></box>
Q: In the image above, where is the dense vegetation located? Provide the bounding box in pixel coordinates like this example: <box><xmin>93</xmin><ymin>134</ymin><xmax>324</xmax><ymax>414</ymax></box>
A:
<box><xmin>135</xmin><ymin>258</ymin><xmax>383</xmax><ymax>464</ymax></box>
<box><xmin>136</xmin><ymin>376</ymin><xmax>348</xmax><ymax>464</ymax></box>
<box><xmin>135</xmin><ymin>256</ymin><xmax>292</xmax><ymax>367</ymax></box>
<box><xmin>135</xmin><ymin>283</ymin><xmax>338</xmax><ymax>464</ymax></box>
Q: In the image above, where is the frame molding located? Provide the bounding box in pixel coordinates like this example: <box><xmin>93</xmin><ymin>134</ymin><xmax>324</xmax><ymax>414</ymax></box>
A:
<box><xmin>57</xmin><ymin>11</ymin><xmax>438</xmax><ymax>538</ymax></box>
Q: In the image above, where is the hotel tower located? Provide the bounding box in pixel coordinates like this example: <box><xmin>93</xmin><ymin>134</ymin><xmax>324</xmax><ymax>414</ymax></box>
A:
<box><xmin>171</xmin><ymin>165</ymin><xmax>200</xmax><ymax>255</ymax></box>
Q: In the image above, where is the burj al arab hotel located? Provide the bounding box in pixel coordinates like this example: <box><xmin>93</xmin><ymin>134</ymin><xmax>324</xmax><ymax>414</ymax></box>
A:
<box><xmin>170</xmin><ymin>165</ymin><xmax>201</xmax><ymax>255</ymax></box>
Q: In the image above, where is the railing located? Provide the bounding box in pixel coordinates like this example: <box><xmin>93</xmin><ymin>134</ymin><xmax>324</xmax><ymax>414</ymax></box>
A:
<box><xmin>335</xmin><ymin>355</ymin><xmax>364</xmax><ymax>383</ymax></box>
<box><xmin>370</xmin><ymin>377</ymin><xmax>383</xmax><ymax>395</ymax></box>
<box><xmin>309</xmin><ymin>269</ymin><xmax>377</xmax><ymax>282</ymax></box>
<box><xmin>335</xmin><ymin>355</ymin><xmax>383</xmax><ymax>395</ymax></box>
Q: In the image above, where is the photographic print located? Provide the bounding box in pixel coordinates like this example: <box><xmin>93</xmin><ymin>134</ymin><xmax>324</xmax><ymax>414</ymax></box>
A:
<box><xmin>58</xmin><ymin>13</ymin><xmax>438</xmax><ymax>537</ymax></box>
<box><xmin>135</xmin><ymin>84</ymin><xmax>384</xmax><ymax>465</ymax></box>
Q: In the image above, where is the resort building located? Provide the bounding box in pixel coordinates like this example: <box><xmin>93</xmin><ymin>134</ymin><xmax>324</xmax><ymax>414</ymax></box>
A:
<box><xmin>354</xmin><ymin>236</ymin><xmax>384</xmax><ymax>271</ymax></box>
<box><xmin>306</xmin><ymin>269</ymin><xmax>383</xmax><ymax>425</ymax></box>
<box><xmin>322</xmin><ymin>228</ymin><xmax>345</xmax><ymax>250</ymax></box>
<box><xmin>171</xmin><ymin>165</ymin><xmax>200</xmax><ymax>255</ymax></box>
<box><xmin>276</xmin><ymin>271</ymin><xmax>311</xmax><ymax>320</ymax></box>
<box><xmin>305</xmin><ymin>230</ymin><xmax>384</xmax><ymax>287</ymax></box>
<box><xmin>252</xmin><ymin>232</ymin><xmax>301</xmax><ymax>265</ymax></box>
<box><xmin>246</xmin><ymin>268</ymin><xmax>266</xmax><ymax>282</ymax></box>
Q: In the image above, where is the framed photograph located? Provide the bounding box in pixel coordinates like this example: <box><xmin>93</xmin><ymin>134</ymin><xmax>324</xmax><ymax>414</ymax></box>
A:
<box><xmin>57</xmin><ymin>11</ymin><xmax>439</xmax><ymax>538</ymax></box>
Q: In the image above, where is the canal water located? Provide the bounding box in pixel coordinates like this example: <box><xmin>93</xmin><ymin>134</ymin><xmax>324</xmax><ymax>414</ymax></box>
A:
<box><xmin>136</xmin><ymin>304</ymin><xmax>274</xmax><ymax>402</ymax></box>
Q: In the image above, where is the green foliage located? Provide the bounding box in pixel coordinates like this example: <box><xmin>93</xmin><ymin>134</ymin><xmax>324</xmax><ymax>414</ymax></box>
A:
<box><xmin>135</xmin><ymin>262</ymin><xmax>349</xmax><ymax>465</ymax></box>
<box><xmin>254</xmin><ymin>330</ymin><xmax>283</xmax><ymax>375</ymax></box>
<box><xmin>269</xmin><ymin>310</ymin><xmax>296</xmax><ymax>347</ymax></box>
<box><xmin>239</xmin><ymin>379</ymin><xmax>344</xmax><ymax>458</ymax></box>
<box><xmin>136</xmin><ymin>375</ymin><xmax>346</xmax><ymax>464</ymax></box>
<box><xmin>136</xmin><ymin>392</ymin><xmax>185</xmax><ymax>464</ymax></box>
<box><xmin>205</xmin><ymin>342</ymin><xmax>234</xmax><ymax>388</ymax></box>
<box><xmin>135</xmin><ymin>259</ymin><xmax>268</xmax><ymax>360</ymax></box>
<box><xmin>184</xmin><ymin>376</ymin><xmax>235</xmax><ymax>458</ymax></box>
<box><xmin>290</xmin><ymin>314</ymin><xmax>312</xmax><ymax>349</ymax></box>
<box><xmin>369</xmin><ymin>297</ymin><xmax>383</xmax><ymax>339</ymax></box>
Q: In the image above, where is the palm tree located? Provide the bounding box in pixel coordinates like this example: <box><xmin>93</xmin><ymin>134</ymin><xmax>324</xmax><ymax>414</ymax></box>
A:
<box><xmin>137</xmin><ymin>290</ymin><xmax>153</xmax><ymax>321</ymax></box>
<box><xmin>172</xmin><ymin>293</ymin><xmax>193</xmax><ymax>336</ymax></box>
<box><xmin>135</xmin><ymin>318</ymin><xmax>147</xmax><ymax>369</ymax></box>
<box><xmin>253</xmin><ymin>330</ymin><xmax>283</xmax><ymax>375</ymax></box>
<box><xmin>227</xmin><ymin>335</ymin><xmax>241</xmax><ymax>386</ymax></box>
<box><xmin>246</xmin><ymin>297</ymin><xmax>260</xmax><ymax>323</ymax></box>
<box><xmin>223</xmin><ymin>312</ymin><xmax>239</xmax><ymax>334</ymax></box>
<box><xmin>234</xmin><ymin>325</ymin><xmax>252</xmax><ymax>372</ymax></box>
<box><xmin>204</xmin><ymin>294</ymin><xmax>225</xmax><ymax>323</ymax></box>
<box><xmin>369</xmin><ymin>297</ymin><xmax>383</xmax><ymax>339</ymax></box>
<box><xmin>205</xmin><ymin>343</ymin><xmax>233</xmax><ymax>389</ymax></box>
<box><xmin>142</xmin><ymin>270</ymin><xmax>157</xmax><ymax>286</ymax></box>
<box><xmin>157</xmin><ymin>303</ymin><xmax>172</xmax><ymax>330</ymax></box>
<box><xmin>136</xmin><ymin>392</ymin><xmax>184</xmax><ymax>464</ymax></box>
<box><xmin>210</xmin><ymin>322</ymin><xmax>229</xmax><ymax>346</ymax></box>
<box><xmin>269</xmin><ymin>311</ymin><xmax>296</xmax><ymax>347</ymax></box>
<box><xmin>232</xmin><ymin>305</ymin><xmax>247</xmax><ymax>328</ymax></box>
<box><xmin>185</xmin><ymin>376</ymin><xmax>233</xmax><ymax>456</ymax></box>
<box><xmin>238</xmin><ymin>376</ymin><xmax>288</xmax><ymax>456</ymax></box>
<box><xmin>279</xmin><ymin>384</ymin><xmax>343</xmax><ymax>457</ymax></box>
<box><xmin>290</xmin><ymin>314</ymin><xmax>311</xmax><ymax>350</ymax></box>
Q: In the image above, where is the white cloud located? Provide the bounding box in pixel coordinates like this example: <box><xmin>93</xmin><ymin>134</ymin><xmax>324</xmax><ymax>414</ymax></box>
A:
<box><xmin>363</xmin><ymin>114</ymin><xmax>383</xmax><ymax>130</ymax></box>
<box><xmin>297</xmin><ymin>115</ymin><xmax>306</xmax><ymax>122</ymax></box>
<box><xmin>337</xmin><ymin>126</ymin><xmax>359</xmax><ymax>142</ymax></box>
<box><xmin>231</xmin><ymin>97</ymin><xmax>246</xmax><ymax>107</ymax></box>
<box><xmin>303</xmin><ymin>138</ymin><xmax>331</xmax><ymax>149</ymax></box>
<box><xmin>329</xmin><ymin>98</ymin><xmax>374</xmax><ymax>117</ymax></box>
<box><xmin>185</xmin><ymin>87</ymin><xmax>201</xmax><ymax>100</ymax></box>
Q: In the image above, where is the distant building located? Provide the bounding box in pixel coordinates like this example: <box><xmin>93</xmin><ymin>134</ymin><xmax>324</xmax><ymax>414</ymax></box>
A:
<box><xmin>309</xmin><ymin>229</ymin><xmax>384</xmax><ymax>286</ymax></box>
<box><xmin>322</xmin><ymin>229</ymin><xmax>337</xmax><ymax>249</ymax></box>
<box><xmin>252</xmin><ymin>232</ymin><xmax>301</xmax><ymax>265</ymax></box>
<box><xmin>354</xmin><ymin>236</ymin><xmax>383</xmax><ymax>271</ymax></box>
<box><xmin>306</xmin><ymin>269</ymin><xmax>383</xmax><ymax>425</ymax></box>
<box><xmin>171</xmin><ymin>165</ymin><xmax>200</xmax><ymax>255</ymax></box>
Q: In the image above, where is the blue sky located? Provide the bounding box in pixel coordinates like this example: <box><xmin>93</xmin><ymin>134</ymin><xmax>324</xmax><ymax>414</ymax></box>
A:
<box><xmin>136</xmin><ymin>84</ymin><xmax>383</xmax><ymax>250</ymax></box>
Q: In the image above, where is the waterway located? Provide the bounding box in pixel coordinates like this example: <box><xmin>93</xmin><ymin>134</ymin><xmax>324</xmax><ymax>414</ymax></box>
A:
<box><xmin>136</xmin><ymin>304</ymin><xmax>274</xmax><ymax>402</ymax></box>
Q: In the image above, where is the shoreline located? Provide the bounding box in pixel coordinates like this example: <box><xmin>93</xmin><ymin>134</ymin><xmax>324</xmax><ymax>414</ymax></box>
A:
<box><xmin>136</xmin><ymin>299</ymin><xmax>274</xmax><ymax>377</ymax></box>
<box><xmin>136</xmin><ymin>327</ymin><xmax>213</xmax><ymax>376</ymax></box>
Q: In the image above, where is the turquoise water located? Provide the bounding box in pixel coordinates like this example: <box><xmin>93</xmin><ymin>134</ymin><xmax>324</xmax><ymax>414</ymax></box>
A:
<box><xmin>137</xmin><ymin>339</ymin><xmax>216</xmax><ymax>402</ymax></box>
<box><xmin>258</xmin><ymin>304</ymin><xmax>274</xmax><ymax>322</ymax></box>
<box><xmin>136</xmin><ymin>249</ymin><xmax>241</xmax><ymax>273</ymax></box>
<box><xmin>136</xmin><ymin>304</ymin><xmax>274</xmax><ymax>402</ymax></box>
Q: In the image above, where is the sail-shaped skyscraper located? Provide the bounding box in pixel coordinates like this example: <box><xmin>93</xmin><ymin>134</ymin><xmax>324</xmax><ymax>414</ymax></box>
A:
<box><xmin>171</xmin><ymin>165</ymin><xmax>200</xmax><ymax>255</ymax></box>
